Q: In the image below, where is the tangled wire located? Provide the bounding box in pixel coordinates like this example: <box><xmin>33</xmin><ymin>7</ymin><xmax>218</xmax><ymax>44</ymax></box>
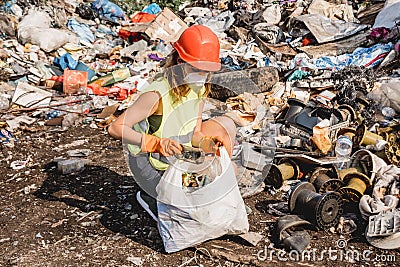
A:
<box><xmin>332</xmin><ymin>66</ymin><xmax>379</xmax><ymax>126</ymax></box>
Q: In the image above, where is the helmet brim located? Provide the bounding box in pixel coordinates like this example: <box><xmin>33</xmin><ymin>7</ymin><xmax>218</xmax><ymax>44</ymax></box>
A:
<box><xmin>172</xmin><ymin>42</ymin><xmax>221</xmax><ymax>72</ymax></box>
<box><xmin>187</xmin><ymin>61</ymin><xmax>221</xmax><ymax>72</ymax></box>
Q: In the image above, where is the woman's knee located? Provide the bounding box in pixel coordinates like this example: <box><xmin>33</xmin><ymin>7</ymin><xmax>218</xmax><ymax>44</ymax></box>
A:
<box><xmin>201</xmin><ymin>116</ymin><xmax>236</xmax><ymax>156</ymax></box>
<box><xmin>201</xmin><ymin>116</ymin><xmax>235</xmax><ymax>140</ymax></box>
<box><xmin>221</xmin><ymin>116</ymin><xmax>236</xmax><ymax>137</ymax></box>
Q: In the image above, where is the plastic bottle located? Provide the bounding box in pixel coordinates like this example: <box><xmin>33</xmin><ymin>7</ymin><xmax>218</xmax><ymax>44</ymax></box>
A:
<box><xmin>156</xmin><ymin>40</ymin><xmax>166</xmax><ymax>55</ymax></box>
<box><xmin>335</xmin><ymin>135</ymin><xmax>353</xmax><ymax>170</ymax></box>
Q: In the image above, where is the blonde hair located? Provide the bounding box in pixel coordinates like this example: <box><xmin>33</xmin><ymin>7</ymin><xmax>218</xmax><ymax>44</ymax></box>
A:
<box><xmin>162</xmin><ymin>50</ymin><xmax>211</xmax><ymax>104</ymax></box>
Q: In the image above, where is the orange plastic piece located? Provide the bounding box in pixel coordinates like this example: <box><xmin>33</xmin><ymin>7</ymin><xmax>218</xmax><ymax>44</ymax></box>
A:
<box><xmin>131</xmin><ymin>12</ymin><xmax>156</xmax><ymax>23</ymax></box>
<box><xmin>63</xmin><ymin>69</ymin><xmax>88</xmax><ymax>94</ymax></box>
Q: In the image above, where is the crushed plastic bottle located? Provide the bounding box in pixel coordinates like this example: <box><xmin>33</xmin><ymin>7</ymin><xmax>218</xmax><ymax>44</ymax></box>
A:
<box><xmin>335</xmin><ymin>135</ymin><xmax>353</xmax><ymax>170</ymax></box>
<box><xmin>156</xmin><ymin>40</ymin><xmax>172</xmax><ymax>57</ymax></box>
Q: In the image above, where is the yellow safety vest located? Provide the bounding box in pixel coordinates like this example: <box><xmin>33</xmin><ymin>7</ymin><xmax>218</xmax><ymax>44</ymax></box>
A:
<box><xmin>128</xmin><ymin>77</ymin><xmax>203</xmax><ymax>170</ymax></box>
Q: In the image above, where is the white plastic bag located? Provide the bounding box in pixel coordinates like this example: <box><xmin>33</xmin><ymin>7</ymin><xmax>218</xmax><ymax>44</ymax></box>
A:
<box><xmin>156</xmin><ymin>147</ymin><xmax>249</xmax><ymax>253</ymax></box>
<box><xmin>373</xmin><ymin>0</ymin><xmax>400</xmax><ymax>29</ymax></box>
<box><xmin>368</xmin><ymin>79</ymin><xmax>400</xmax><ymax>113</ymax></box>
<box><xmin>18</xmin><ymin>10</ymin><xmax>78</xmax><ymax>52</ymax></box>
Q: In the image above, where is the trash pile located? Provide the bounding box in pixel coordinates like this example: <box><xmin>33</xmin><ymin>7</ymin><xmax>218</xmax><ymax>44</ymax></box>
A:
<box><xmin>1</xmin><ymin>0</ymin><xmax>400</xmax><ymax>253</ymax></box>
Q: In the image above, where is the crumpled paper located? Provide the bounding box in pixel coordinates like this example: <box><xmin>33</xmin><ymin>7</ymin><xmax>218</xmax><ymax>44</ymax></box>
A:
<box><xmin>311</xmin><ymin>119</ymin><xmax>332</xmax><ymax>154</ymax></box>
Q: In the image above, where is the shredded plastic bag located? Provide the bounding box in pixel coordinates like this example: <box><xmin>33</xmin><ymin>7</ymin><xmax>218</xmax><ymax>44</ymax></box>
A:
<box><xmin>91</xmin><ymin>0</ymin><xmax>125</xmax><ymax>22</ymax></box>
<box><xmin>67</xmin><ymin>18</ymin><xmax>95</xmax><ymax>44</ymax></box>
<box><xmin>20</xmin><ymin>28</ymin><xmax>76</xmax><ymax>52</ymax></box>
<box><xmin>156</xmin><ymin>147</ymin><xmax>249</xmax><ymax>253</ymax></box>
<box><xmin>368</xmin><ymin>78</ymin><xmax>400</xmax><ymax>112</ymax></box>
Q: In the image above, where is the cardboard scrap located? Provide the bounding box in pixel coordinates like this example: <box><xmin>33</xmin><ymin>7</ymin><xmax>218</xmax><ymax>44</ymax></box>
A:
<box><xmin>299</xmin><ymin>31</ymin><xmax>370</xmax><ymax>58</ymax></box>
<box><xmin>97</xmin><ymin>103</ymin><xmax>120</xmax><ymax>119</ymax></box>
<box><xmin>6</xmin><ymin>115</ymin><xmax>36</xmax><ymax>131</ymax></box>
<box><xmin>12</xmin><ymin>81</ymin><xmax>52</xmax><ymax>108</ymax></box>
<box><xmin>311</xmin><ymin>119</ymin><xmax>332</xmax><ymax>154</ymax></box>
<box><xmin>239</xmin><ymin>232</ymin><xmax>264</xmax><ymax>246</ymax></box>
<box><xmin>121</xmin><ymin>8</ymin><xmax>188</xmax><ymax>42</ymax></box>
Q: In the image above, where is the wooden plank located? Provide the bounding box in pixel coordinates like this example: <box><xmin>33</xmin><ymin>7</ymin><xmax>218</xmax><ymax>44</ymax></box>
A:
<box><xmin>357</xmin><ymin>3</ymin><xmax>385</xmax><ymax>25</ymax></box>
<box><xmin>298</xmin><ymin>31</ymin><xmax>370</xmax><ymax>58</ymax></box>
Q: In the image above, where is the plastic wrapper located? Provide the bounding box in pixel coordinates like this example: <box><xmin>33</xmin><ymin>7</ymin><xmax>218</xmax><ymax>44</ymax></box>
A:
<box><xmin>63</xmin><ymin>69</ymin><xmax>88</xmax><ymax>94</ymax></box>
<box><xmin>91</xmin><ymin>0</ymin><xmax>125</xmax><ymax>22</ymax></box>
<box><xmin>368</xmin><ymin>79</ymin><xmax>400</xmax><ymax>112</ymax></box>
<box><xmin>18</xmin><ymin>10</ymin><xmax>78</xmax><ymax>52</ymax></box>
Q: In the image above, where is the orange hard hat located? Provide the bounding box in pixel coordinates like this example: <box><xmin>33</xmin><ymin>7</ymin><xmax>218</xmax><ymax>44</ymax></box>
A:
<box><xmin>173</xmin><ymin>25</ymin><xmax>221</xmax><ymax>71</ymax></box>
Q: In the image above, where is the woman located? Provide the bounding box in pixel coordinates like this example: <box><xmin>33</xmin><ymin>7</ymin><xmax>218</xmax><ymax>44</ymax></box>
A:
<box><xmin>108</xmin><ymin>25</ymin><xmax>236</xmax><ymax>220</ymax></box>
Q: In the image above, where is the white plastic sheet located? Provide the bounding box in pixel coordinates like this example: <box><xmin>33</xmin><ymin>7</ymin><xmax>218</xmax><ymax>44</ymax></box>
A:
<box><xmin>156</xmin><ymin>147</ymin><xmax>249</xmax><ymax>253</ymax></box>
<box><xmin>373</xmin><ymin>0</ymin><xmax>400</xmax><ymax>29</ymax></box>
<box><xmin>308</xmin><ymin>0</ymin><xmax>358</xmax><ymax>23</ymax></box>
<box><xmin>17</xmin><ymin>10</ymin><xmax>78</xmax><ymax>52</ymax></box>
<box><xmin>368</xmin><ymin>78</ymin><xmax>400</xmax><ymax>112</ymax></box>
<box><xmin>292</xmin><ymin>14</ymin><xmax>368</xmax><ymax>43</ymax></box>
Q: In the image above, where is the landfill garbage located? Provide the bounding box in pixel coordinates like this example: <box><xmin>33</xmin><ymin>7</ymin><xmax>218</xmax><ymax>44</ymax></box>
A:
<box><xmin>10</xmin><ymin>157</ymin><xmax>30</xmax><ymax>170</ymax></box>
<box><xmin>11</xmin><ymin>82</ymin><xmax>52</xmax><ymax>108</ymax></box>
<box><xmin>309</xmin><ymin>166</ymin><xmax>343</xmax><ymax>193</ymax></box>
<box><xmin>359</xmin><ymin>195</ymin><xmax>399</xmax><ymax>220</ymax></box>
<box><xmin>0</xmin><ymin>14</ymin><xmax>17</xmax><ymax>36</ymax></box>
<box><xmin>91</xmin><ymin>0</ymin><xmax>125</xmax><ymax>22</ymax></box>
<box><xmin>6</xmin><ymin>115</ymin><xmax>36</xmax><ymax>131</ymax></box>
<box><xmin>365</xmin><ymin>209</ymin><xmax>400</xmax><ymax>249</ymax></box>
<box><xmin>196</xmin><ymin>10</ymin><xmax>235</xmax><ymax>36</ymax></box>
<box><xmin>67</xmin><ymin>18</ymin><xmax>95</xmax><ymax>44</ymax></box>
<box><xmin>17</xmin><ymin>10</ymin><xmax>78</xmax><ymax>52</ymax></box>
<box><xmin>307</xmin><ymin>0</ymin><xmax>358</xmax><ymax>23</ymax></box>
<box><xmin>275</xmin><ymin>215</ymin><xmax>315</xmax><ymax>252</ymax></box>
<box><xmin>0</xmin><ymin>128</ymin><xmax>17</xmax><ymax>147</ymax></box>
<box><xmin>120</xmin><ymin>8</ymin><xmax>188</xmax><ymax>43</ymax></box>
<box><xmin>57</xmin><ymin>158</ymin><xmax>90</xmax><ymax>174</ymax></box>
<box><xmin>289</xmin><ymin>182</ymin><xmax>343</xmax><ymax>229</ymax></box>
<box><xmin>373</xmin><ymin>0</ymin><xmax>400</xmax><ymax>29</ymax></box>
<box><xmin>289</xmin><ymin>14</ymin><xmax>368</xmax><ymax>44</ymax></box>
<box><xmin>63</xmin><ymin>69</ymin><xmax>88</xmax><ymax>94</ymax></box>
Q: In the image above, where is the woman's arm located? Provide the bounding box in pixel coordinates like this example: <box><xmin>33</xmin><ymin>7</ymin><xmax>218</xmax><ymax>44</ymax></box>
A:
<box><xmin>191</xmin><ymin>100</ymin><xmax>205</xmax><ymax>148</ymax></box>
<box><xmin>191</xmin><ymin>100</ymin><xmax>231</xmax><ymax>155</ymax></box>
<box><xmin>108</xmin><ymin>91</ymin><xmax>160</xmax><ymax>146</ymax></box>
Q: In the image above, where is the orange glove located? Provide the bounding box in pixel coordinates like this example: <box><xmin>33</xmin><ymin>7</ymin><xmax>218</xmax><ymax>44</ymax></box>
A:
<box><xmin>141</xmin><ymin>134</ymin><xmax>182</xmax><ymax>156</ymax></box>
<box><xmin>200</xmin><ymin>136</ymin><xmax>224</xmax><ymax>155</ymax></box>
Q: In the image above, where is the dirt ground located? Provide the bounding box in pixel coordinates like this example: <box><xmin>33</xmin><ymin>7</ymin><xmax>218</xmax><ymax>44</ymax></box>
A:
<box><xmin>1</xmin><ymin>124</ymin><xmax>399</xmax><ymax>266</ymax></box>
